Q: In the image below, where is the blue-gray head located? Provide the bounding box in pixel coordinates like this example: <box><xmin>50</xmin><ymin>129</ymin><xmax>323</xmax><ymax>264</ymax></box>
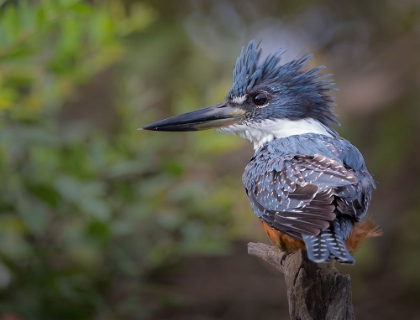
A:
<box><xmin>142</xmin><ymin>40</ymin><xmax>339</xmax><ymax>150</ymax></box>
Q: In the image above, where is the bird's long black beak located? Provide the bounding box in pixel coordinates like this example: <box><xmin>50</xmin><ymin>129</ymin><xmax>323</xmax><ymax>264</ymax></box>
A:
<box><xmin>140</xmin><ymin>102</ymin><xmax>245</xmax><ymax>131</ymax></box>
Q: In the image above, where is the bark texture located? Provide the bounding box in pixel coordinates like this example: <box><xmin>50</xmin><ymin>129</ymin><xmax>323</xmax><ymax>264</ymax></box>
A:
<box><xmin>248</xmin><ymin>242</ymin><xmax>355</xmax><ymax>320</ymax></box>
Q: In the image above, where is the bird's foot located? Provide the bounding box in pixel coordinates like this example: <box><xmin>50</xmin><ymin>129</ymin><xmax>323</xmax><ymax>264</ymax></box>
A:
<box><xmin>326</xmin><ymin>259</ymin><xmax>336</xmax><ymax>269</ymax></box>
<box><xmin>275</xmin><ymin>244</ymin><xmax>289</xmax><ymax>265</ymax></box>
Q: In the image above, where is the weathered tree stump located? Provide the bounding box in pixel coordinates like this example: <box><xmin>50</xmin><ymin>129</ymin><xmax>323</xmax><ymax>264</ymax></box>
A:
<box><xmin>248</xmin><ymin>242</ymin><xmax>355</xmax><ymax>320</ymax></box>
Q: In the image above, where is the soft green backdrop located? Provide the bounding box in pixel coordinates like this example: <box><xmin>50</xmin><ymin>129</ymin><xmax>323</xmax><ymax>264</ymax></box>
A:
<box><xmin>0</xmin><ymin>1</ymin><xmax>419</xmax><ymax>319</ymax></box>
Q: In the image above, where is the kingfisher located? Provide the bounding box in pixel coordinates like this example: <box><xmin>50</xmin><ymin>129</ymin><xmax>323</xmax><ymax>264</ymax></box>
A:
<box><xmin>141</xmin><ymin>41</ymin><xmax>380</xmax><ymax>264</ymax></box>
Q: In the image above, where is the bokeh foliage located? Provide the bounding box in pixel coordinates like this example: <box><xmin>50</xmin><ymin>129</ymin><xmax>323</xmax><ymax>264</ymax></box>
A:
<box><xmin>0</xmin><ymin>1</ymin><xmax>242</xmax><ymax>319</ymax></box>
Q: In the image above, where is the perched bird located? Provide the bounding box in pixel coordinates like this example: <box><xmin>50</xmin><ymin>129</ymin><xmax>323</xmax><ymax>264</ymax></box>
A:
<box><xmin>141</xmin><ymin>41</ymin><xmax>380</xmax><ymax>264</ymax></box>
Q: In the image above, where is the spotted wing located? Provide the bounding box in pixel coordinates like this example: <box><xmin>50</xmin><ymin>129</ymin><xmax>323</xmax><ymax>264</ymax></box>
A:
<box><xmin>244</xmin><ymin>154</ymin><xmax>359</xmax><ymax>239</ymax></box>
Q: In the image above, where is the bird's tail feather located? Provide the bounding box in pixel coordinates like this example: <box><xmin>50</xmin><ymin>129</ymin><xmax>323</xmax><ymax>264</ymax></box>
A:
<box><xmin>303</xmin><ymin>220</ymin><xmax>355</xmax><ymax>264</ymax></box>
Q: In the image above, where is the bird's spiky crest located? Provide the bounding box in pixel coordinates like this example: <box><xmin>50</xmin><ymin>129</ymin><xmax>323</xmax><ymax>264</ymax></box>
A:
<box><xmin>228</xmin><ymin>40</ymin><xmax>340</xmax><ymax>129</ymax></box>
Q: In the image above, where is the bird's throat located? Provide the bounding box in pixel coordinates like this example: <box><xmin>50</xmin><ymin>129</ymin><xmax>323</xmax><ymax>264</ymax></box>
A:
<box><xmin>217</xmin><ymin>118</ymin><xmax>333</xmax><ymax>151</ymax></box>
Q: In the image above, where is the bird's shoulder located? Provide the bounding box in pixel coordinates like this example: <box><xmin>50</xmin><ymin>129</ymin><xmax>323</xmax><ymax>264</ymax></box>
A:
<box><xmin>244</xmin><ymin>133</ymin><xmax>369</xmax><ymax>177</ymax></box>
<box><xmin>243</xmin><ymin>133</ymin><xmax>361</xmax><ymax>197</ymax></box>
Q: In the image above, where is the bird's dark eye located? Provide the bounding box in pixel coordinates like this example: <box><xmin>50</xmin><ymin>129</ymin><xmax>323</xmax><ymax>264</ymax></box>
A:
<box><xmin>252</xmin><ymin>93</ymin><xmax>268</xmax><ymax>106</ymax></box>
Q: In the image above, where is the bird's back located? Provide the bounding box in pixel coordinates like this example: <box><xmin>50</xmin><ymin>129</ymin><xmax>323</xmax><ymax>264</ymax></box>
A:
<box><xmin>243</xmin><ymin>133</ymin><xmax>378</xmax><ymax>263</ymax></box>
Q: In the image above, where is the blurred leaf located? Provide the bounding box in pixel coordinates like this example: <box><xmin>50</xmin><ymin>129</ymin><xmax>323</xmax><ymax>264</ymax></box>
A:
<box><xmin>0</xmin><ymin>1</ymin><xmax>239</xmax><ymax>318</ymax></box>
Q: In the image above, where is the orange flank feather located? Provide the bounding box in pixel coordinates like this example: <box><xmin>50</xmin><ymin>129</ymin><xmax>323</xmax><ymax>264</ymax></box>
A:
<box><xmin>260</xmin><ymin>220</ymin><xmax>305</xmax><ymax>253</ymax></box>
<box><xmin>260</xmin><ymin>218</ymin><xmax>381</xmax><ymax>255</ymax></box>
<box><xmin>345</xmin><ymin>217</ymin><xmax>382</xmax><ymax>252</ymax></box>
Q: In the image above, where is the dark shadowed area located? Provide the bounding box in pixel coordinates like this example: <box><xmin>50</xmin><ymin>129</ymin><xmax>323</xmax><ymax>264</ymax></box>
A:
<box><xmin>0</xmin><ymin>0</ymin><xmax>419</xmax><ymax>319</ymax></box>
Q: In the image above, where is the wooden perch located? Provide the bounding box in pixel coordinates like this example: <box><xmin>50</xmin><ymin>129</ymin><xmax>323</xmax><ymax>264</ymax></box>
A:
<box><xmin>248</xmin><ymin>242</ymin><xmax>355</xmax><ymax>320</ymax></box>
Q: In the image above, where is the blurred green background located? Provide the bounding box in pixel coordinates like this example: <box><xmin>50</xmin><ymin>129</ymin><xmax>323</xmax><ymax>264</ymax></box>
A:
<box><xmin>0</xmin><ymin>0</ymin><xmax>419</xmax><ymax>319</ymax></box>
